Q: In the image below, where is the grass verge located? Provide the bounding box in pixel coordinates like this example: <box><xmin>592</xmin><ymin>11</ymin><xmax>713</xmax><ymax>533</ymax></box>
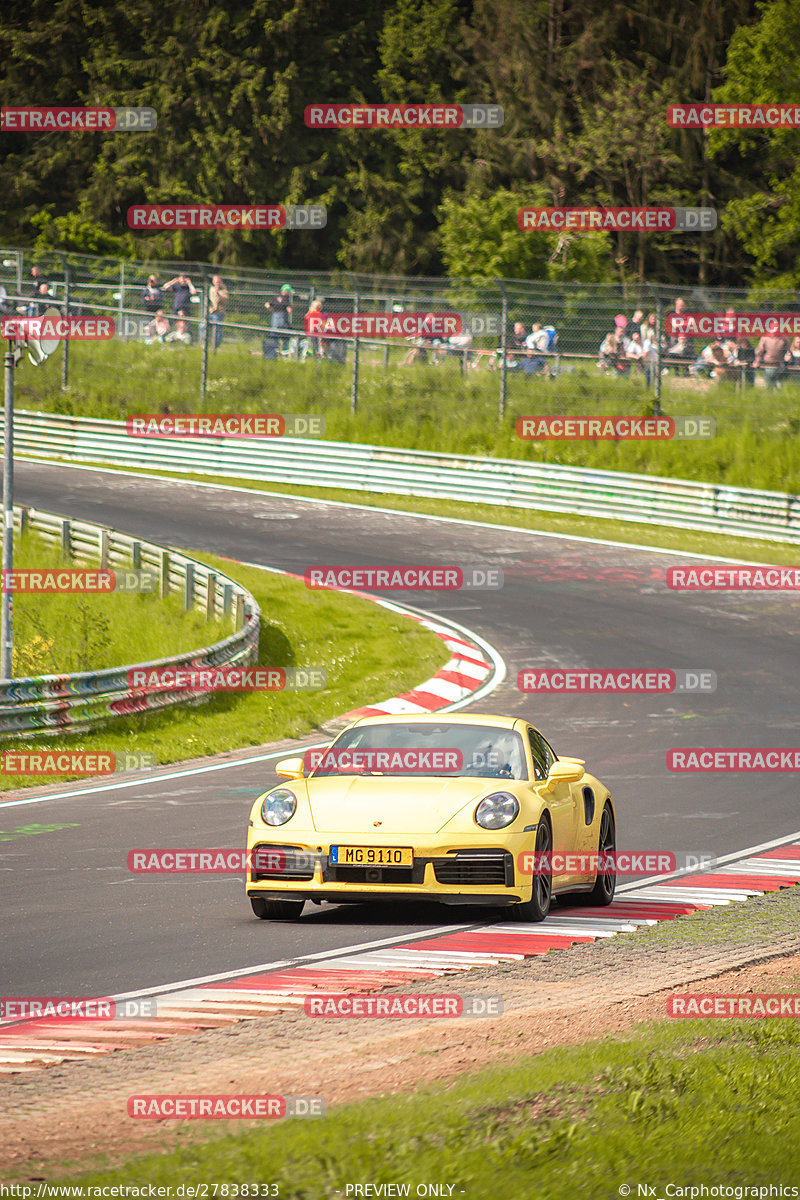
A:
<box><xmin>61</xmin><ymin>963</ymin><xmax>800</xmax><ymax>1195</ymax></box>
<box><xmin>17</xmin><ymin>338</ymin><xmax>800</xmax><ymax>492</ymax></box>
<box><xmin>0</xmin><ymin>552</ymin><xmax>448</xmax><ymax>791</ymax></box>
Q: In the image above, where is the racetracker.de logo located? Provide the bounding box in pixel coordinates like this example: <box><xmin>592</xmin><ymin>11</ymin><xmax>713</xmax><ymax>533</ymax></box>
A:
<box><xmin>517</xmin><ymin>416</ymin><xmax>714</xmax><ymax>441</ymax></box>
<box><xmin>518</xmin><ymin>207</ymin><xmax>716</xmax><ymax>231</ymax></box>
<box><xmin>0</xmin><ymin>107</ymin><xmax>156</xmax><ymax>131</ymax></box>
<box><xmin>304</xmin><ymin>565</ymin><xmax>502</xmax><ymax>590</ymax></box>
<box><xmin>304</xmin><ymin>747</ymin><xmax>464</xmax><ymax>773</ymax></box>
<box><xmin>304</xmin><ymin>313</ymin><xmax>461</xmax><ymax>338</ymax></box>
<box><xmin>304</xmin><ymin>993</ymin><xmax>503</xmax><ymax>1017</ymax></box>
<box><xmin>668</xmin><ymin>749</ymin><xmax>800</xmax><ymax>771</ymax></box>
<box><xmin>127</xmin><ymin>848</ymin><xmax>314</xmax><ymax>872</ymax></box>
<box><xmin>126</xmin><ymin>667</ymin><xmax>326</xmax><ymax>692</ymax></box>
<box><xmin>516</xmin><ymin>851</ymin><xmax>677</xmax><ymax>875</ymax></box>
<box><xmin>667</xmin><ymin>566</ymin><xmax>800</xmax><ymax>590</ymax></box>
<box><xmin>127</xmin><ymin>205</ymin><xmax>326</xmax><ymax>229</ymax></box>
<box><xmin>127</xmin><ymin>1094</ymin><xmax>325</xmax><ymax>1119</ymax></box>
<box><xmin>0</xmin><ymin>569</ymin><xmax>155</xmax><ymax>593</ymax></box>
<box><xmin>126</xmin><ymin>414</ymin><xmax>324</xmax><ymax>438</ymax></box>
<box><xmin>0</xmin><ymin>315</ymin><xmax>114</xmax><ymax>340</ymax></box>
<box><xmin>667</xmin><ymin>993</ymin><xmax>800</xmax><ymax>1017</ymax></box>
<box><xmin>666</xmin><ymin>312</ymin><xmax>800</xmax><ymax>337</ymax></box>
<box><xmin>304</xmin><ymin>103</ymin><xmax>503</xmax><ymax>129</ymax></box>
<box><xmin>0</xmin><ymin>997</ymin><xmax>157</xmax><ymax>1020</ymax></box>
<box><xmin>518</xmin><ymin>669</ymin><xmax>716</xmax><ymax>693</ymax></box>
<box><xmin>667</xmin><ymin>104</ymin><xmax>800</xmax><ymax>128</ymax></box>
<box><xmin>1</xmin><ymin>751</ymin><xmax>156</xmax><ymax>776</ymax></box>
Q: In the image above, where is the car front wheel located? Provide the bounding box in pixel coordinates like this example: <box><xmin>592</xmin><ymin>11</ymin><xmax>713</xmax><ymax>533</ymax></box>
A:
<box><xmin>509</xmin><ymin>815</ymin><xmax>552</xmax><ymax>922</ymax></box>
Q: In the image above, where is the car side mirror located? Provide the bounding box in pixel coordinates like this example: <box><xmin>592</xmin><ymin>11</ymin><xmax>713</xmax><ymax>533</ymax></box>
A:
<box><xmin>546</xmin><ymin>760</ymin><xmax>585</xmax><ymax>789</ymax></box>
<box><xmin>275</xmin><ymin>756</ymin><xmax>305</xmax><ymax>780</ymax></box>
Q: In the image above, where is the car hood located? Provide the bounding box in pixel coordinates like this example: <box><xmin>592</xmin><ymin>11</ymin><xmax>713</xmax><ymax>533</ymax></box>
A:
<box><xmin>304</xmin><ymin>775</ymin><xmax>497</xmax><ymax>835</ymax></box>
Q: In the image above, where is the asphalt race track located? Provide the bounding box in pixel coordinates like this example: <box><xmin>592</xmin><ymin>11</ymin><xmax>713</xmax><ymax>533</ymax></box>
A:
<box><xmin>3</xmin><ymin>460</ymin><xmax>799</xmax><ymax>1000</ymax></box>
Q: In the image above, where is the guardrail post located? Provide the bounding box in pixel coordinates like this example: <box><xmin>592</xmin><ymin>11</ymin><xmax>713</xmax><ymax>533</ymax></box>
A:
<box><xmin>61</xmin><ymin>518</ymin><xmax>71</xmax><ymax>559</ymax></box>
<box><xmin>223</xmin><ymin>583</ymin><xmax>233</xmax><ymax>622</ymax></box>
<box><xmin>19</xmin><ymin>506</ymin><xmax>29</xmax><ymax>538</ymax></box>
<box><xmin>131</xmin><ymin>540</ymin><xmax>142</xmax><ymax>570</ymax></box>
<box><xmin>99</xmin><ymin>528</ymin><xmax>109</xmax><ymax>570</ymax></box>
<box><xmin>205</xmin><ymin>572</ymin><xmax>217</xmax><ymax>621</ymax></box>
<box><xmin>235</xmin><ymin>593</ymin><xmax>244</xmax><ymax>629</ymax></box>
<box><xmin>160</xmin><ymin>549</ymin><xmax>170</xmax><ymax>596</ymax></box>
<box><xmin>184</xmin><ymin>562</ymin><xmax>194</xmax><ymax>612</ymax></box>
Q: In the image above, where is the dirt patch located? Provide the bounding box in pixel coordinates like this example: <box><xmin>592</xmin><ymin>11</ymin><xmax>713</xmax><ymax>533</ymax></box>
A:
<box><xmin>2</xmin><ymin>886</ymin><xmax>800</xmax><ymax>1181</ymax></box>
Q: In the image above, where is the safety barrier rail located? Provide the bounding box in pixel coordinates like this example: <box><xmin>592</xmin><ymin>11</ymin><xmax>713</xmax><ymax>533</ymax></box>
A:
<box><xmin>7</xmin><ymin>409</ymin><xmax>800</xmax><ymax>545</ymax></box>
<box><xmin>0</xmin><ymin>504</ymin><xmax>260</xmax><ymax>737</ymax></box>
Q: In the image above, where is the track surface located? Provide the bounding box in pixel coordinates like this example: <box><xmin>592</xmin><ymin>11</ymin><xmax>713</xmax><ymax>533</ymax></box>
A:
<box><xmin>3</xmin><ymin>461</ymin><xmax>799</xmax><ymax>999</ymax></box>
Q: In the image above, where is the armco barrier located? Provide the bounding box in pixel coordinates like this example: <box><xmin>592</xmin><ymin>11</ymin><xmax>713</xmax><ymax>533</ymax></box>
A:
<box><xmin>0</xmin><ymin>506</ymin><xmax>260</xmax><ymax>738</ymax></box>
<box><xmin>8</xmin><ymin>409</ymin><xmax>800</xmax><ymax>544</ymax></box>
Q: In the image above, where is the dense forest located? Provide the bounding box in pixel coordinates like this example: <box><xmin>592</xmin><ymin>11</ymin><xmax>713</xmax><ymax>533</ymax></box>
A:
<box><xmin>1</xmin><ymin>0</ymin><xmax>798</xmax><ymax>287</ymax></box>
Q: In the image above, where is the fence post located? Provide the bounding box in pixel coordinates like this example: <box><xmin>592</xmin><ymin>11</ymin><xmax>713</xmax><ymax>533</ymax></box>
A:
<box><xmin>654</xmin><ymin>294</ymin><xmax>663</xmax><ymax>416</ymax></box>
<box><xmin>200</xmin><ymin>277</ymin><xmax>209</xmax><ymax>402</ymax></box>
<box><xmin>350</xmin><ymin>283</ymin><xmax>360</xmax><ymax>414</ymax></box>
<box><xmin>118</xmin><ymin>261</ymin><xmax>125</xmax><ymax>340</ymax></box>
<box><xmin>61</xmin><ymin>261</ymin><xmax>70</xmax><ymax>392</ymax></box>
<box><xmin>497</xmin><ymin>282</ymin><xmax>508</xmax><ymax>419</ymax></box>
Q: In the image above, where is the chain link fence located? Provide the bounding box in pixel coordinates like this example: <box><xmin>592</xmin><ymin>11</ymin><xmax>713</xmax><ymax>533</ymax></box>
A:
<box><xmin>2</xmin><ymin>246</ymin><xmax>800</xmax><ymax>422</ymax></box>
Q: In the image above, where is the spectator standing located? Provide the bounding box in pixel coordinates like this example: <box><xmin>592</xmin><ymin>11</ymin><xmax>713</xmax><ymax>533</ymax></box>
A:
<box><xmin>142</xmin><ymin>275</ymin><xmax>163</xmax><ymax>315</ymax></box>
<box><xmin>27</xmin><ymin>266</ymin><xmax>51</xmax><ymax>314</ymax></box>
<box><xmin>208</xmin><ymin>275</ymin><xmax>228</xmax><ymax>351</ymax></box>
<box><xmin>787</xmin><ymin>336</ymin><xmax>800</xmax><ymax>374</ymax></box>
<box><xmin>304</xmin><ymin>298</ymin><xmax>323</xmax><ymax>358</ymax></box>
<box><xmin>664</xmin><ymin>297</ymin><xmax>693</xmax><ymax>374</ymax></box>
<box><xmin>162</xmin><ymin>272</ymin><xmax>197</xmax><ymax>316</ymax></box>
<box><xmin>264</xmin><ymin>284</ymin><xmax>293</xmax><ymax>358</ymax></box>
<box><xmin>754</xmin><ymin>332</ymin><xmax>790</xmax><ymax>389</ymax></box>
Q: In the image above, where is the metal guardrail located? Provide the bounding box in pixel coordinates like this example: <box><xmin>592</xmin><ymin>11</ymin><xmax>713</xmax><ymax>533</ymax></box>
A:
<box><xmin>0</xmin><ymin>505</ymin><xmax>260</xmax><ymax>737</ymax></box>
<box><xmin>8</xmin><ymin>409</ymin><xmax>800</xmax><ymax>545</ymax></box>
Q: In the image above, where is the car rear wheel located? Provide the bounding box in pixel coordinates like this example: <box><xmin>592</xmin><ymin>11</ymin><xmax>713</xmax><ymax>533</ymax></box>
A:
<box><xmin>250</xmin><ymin>897</ymin><xmax>305</xmax><ymax>920</ymax></box>
<box><xmin>586</xmin><ymin>803</ymin><xmax>616</xmax><ymax>906</ymax></box>
<box><xmin>509</xmin><ymin>815</ymin><xmax>552</xmax><ymax>922</ymax></box>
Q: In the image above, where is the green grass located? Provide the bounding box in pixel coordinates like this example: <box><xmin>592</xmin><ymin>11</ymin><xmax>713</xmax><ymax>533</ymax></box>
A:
<box><xmin>48</xmin><ymin>972</ymin><xmax>800</xmax><ymax>1194</ymax></box>
<box><xmin>0</xmin><ymin>550</ymin><xmax>448</xmax><ymax>790</ymax></box>
<box><xmin>9</xmin><ymin>531</ymin><xmax>227</xmax><ymax>678</ymax></box>
<box><xmin>18</xmin><ymin>337</ymin><xmax>800</xmax><ymax>493</ymax></box>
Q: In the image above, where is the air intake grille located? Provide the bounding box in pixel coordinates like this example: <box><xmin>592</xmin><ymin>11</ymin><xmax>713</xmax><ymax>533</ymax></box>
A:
<box><xmin>432</xmin><ymin>849</ymin><xmax>511</xmax><ymax>886</ymax></box>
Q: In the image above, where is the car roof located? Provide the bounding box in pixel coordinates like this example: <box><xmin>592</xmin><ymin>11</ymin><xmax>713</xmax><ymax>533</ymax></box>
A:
<box><xmin>348</xmin><ymin>713</ymin><xmax>527</xmax><ymax>730</ymax></box>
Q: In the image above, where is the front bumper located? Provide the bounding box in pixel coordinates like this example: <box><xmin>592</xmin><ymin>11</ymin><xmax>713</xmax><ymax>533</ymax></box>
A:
<box><xmin>245</xmin><ymin>834</ymin><xmax>534</xmax><ymax>906</ymax></box>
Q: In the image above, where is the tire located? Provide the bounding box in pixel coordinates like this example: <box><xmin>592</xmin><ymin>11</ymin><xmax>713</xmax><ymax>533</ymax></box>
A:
<box><xmin>509</xmin><ymin>815</ymin><xmax>552</xmax><ymax>922</ymax></box>
<box><xmin>250</xmin><ymin>896</ymin><xmax>305</xmax><ymax>920</ymax></box>
<box><xmin>585</xmin><ymin>803</ymin><xmax>616</xmax><ymax>906</ymax></box>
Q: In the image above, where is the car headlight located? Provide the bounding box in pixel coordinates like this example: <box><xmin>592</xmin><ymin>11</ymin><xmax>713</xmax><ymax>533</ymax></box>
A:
<box><xmin>474</xmin><ymin>791</ymin><xmax>520</xmax><ymax>830</ymax></box>
<box><xmin>261</xmin><ymin>788</ymin><xmax>297</xmax><ymax>826</ymax></box>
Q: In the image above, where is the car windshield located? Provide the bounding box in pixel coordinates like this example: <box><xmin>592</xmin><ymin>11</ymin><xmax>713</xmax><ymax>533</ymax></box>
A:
<box><xmin>309</xmin><ymin>722</ymin><xmax>528</xmax><ymax>780</ymax></box>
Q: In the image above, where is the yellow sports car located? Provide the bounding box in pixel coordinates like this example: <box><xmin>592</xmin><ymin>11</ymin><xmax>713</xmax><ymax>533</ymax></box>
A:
<box><xmin>245</xmin><ymin>713</ymin><xmax>616</xmax><ymax>922</ymax></box>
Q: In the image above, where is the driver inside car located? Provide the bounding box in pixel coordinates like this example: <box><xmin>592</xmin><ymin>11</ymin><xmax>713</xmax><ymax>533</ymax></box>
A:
<box><xmin>466</xmin><ymin>734</ymin><xmax>523</xmax><ymax>779</ymax></box>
